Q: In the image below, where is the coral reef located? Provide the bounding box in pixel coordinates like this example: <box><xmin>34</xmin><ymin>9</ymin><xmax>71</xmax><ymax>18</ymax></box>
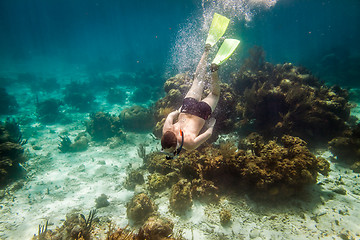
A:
<box><xmin>86</xmin><ymin>112</ymin><xmax>125</xmax><ymax>142</ymax></box>
<box><xmin>329</xmin><ymin>123</ymin><xmax>360</xmax><ymax>168</ymax></box>
<box><xmin>0</xmin><ymin>88</ymin><xmax>18</xmax><ymax>115</ymax></box>
<box><xmin>36</xmin><ymin>98</ymin><xmax>64</xmax><ymax>124</ymax></box>
<box><xmin>59</xmin><ymin>132</ymin><xmax>90</xmax><ymax>153</ymax></box>
<box><xmin>126</xmin><ymin>193</ymin><xmax>157</xmax><ymax>224</ymax></box>
<box><xmin>138</xmin><ymin>216</ymin><xmax>174</xmax><ymax>240</ymax></box>
<box><xmin>64</xmin><ymin>81</ymin><xmax>96</xmax><ymax>112</ymax></box>
<box><xmin>119</xmin><ymin>105</ymin><xmax>154</xmax><ymax>132</ymax></box>
<box><xmin>230</xmin><ymin>48</ymin><xmax>351</xmax><ymax>144</ymax></box>
<box><xmin>0</xmin><ymin>119</ymin><xmax>27</xmax><ymax>187</ymax></box>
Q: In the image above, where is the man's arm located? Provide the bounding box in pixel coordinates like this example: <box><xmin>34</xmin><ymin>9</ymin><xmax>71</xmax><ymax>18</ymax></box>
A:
<box><xmin>192</xmin><ymin>118</ymin><xmax>216</xmax><ymax>149</ymax></box>
<box><xmin>162</xmin><ymin>110</ymin><xmax>180</xmax><ymax>133</ymax></box>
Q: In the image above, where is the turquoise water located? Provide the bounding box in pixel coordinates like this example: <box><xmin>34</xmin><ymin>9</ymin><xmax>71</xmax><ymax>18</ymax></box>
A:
<box><xmin>1</xmin><ymin>0</ymin><xmax>360</xmax><ymax>239</ymax></box>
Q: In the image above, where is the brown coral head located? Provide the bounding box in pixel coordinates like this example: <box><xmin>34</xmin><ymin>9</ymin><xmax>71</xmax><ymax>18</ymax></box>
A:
<box><xmin>161</xmin><ymin>131</ymin><xmax>177</xmax><ymax>151</ymax></box>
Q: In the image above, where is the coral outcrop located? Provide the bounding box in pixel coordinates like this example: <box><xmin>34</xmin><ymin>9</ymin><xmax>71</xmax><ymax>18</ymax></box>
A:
<box><xmin>138</xmin><ymin>216</ymin><xmax>174</xmax><ymax>240</ymax></box>
<box><xmin>147</xmin><ymin>173</ymin><xmax>169</xmax><ymax>193</ymax></box>
<box><xmin>119</xmin><ymin>105</ymin><xmax>154</xmax><ymax>132</ymax></box>
<box><xmin>230</xmin><ymin>47</ymin><xmax>351</xmax><ymax>144</ymax></box>
<box><xmin>145</xmin><ymin>133</ymin><xmax>329</xmax><ymax>200</ymax></box>
<box><xmin>0</xmin><ymin>119</ymin><xmax>27</xmax><ymax>187</ymax></box>
<box><xmin>59</xmin><ymin>132</ymin><xmax>90</xmax><ymax>153</ymax></box>
<box><xmin>329</xmin><ymin>123</ymin><xmax>360</xmax><ymax>170</ymax></box>
<box><xmin>86</xmin><ymin>112</ymin><xmax>125</xmax><ymax>142</ymax></box>
<box><xmin>169</xmin><ymin>179</ymin><xmax>193</xmax><ymax>213</ymax></box>
<box><xmin>126</xmin><ymin>193</ymin><xmax>157</xmax><ymax>224</ymax></box>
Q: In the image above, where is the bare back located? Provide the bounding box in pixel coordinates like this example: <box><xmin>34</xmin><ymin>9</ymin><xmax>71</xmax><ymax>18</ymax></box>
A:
<box><xmin>173</xmin><ymin>113</ymin><xmax>206</xmax><ymax>150</ymax></box>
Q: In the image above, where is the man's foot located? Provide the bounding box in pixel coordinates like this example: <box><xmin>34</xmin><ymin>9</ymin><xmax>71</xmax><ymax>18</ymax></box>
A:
<box><xmin>210</xmin><ymin>63</ymin><xmax>219</xmax><ymax>72</ymax></box>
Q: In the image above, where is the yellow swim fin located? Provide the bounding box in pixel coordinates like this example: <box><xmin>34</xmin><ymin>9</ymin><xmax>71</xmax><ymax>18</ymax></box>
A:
<box><xmin>205</xmin><ymin>13</ymin><xmax>230</xmax><ymax>47</ymax></box>
<box><xmin>212</xmin><ymin>39</ymin><xmax>240</xmax><ymax>65</ymax></box>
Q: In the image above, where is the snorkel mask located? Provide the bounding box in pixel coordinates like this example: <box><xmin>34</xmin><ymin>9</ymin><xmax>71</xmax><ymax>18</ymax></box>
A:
<box><xmin>161</xmin><ymin>130</ymin><xmax>184</xmax><ymax>160</ymax></box>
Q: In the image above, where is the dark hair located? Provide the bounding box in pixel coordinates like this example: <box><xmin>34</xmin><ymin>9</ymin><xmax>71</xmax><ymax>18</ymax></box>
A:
<box><xmin>161</xmin><ymin>131</ymin><xmax>177</xmax><ymax>150</ymax></box>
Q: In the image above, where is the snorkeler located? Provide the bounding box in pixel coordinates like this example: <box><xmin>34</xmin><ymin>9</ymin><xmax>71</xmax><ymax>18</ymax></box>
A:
<box><xmin>161</xmin><ymin>13</ymin><xmax>240</xmax><ymax>159</ymax></box>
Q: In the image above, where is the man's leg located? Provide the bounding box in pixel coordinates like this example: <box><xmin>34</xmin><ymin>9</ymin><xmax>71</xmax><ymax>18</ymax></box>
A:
<box><xmin>185</xmin><ymin>45</ymin><xmax>211</xmax><ymax>101</ymax></box>
<box><xmin>201</xmin><ymin>69</ymin><xmax>220</xmax><ymax>111</ymax></box>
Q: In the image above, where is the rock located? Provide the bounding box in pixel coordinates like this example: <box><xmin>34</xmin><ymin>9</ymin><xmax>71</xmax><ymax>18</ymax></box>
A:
<box><xmin>95</xmin><ymin>194</ymin><xmax>110</xmax><ymax>208</ymax></box>
<box><xmin>333</xmin><ymin>187</ymin><xmax>347</xmax><ymax>195</ymax></box>
<box><xmin>249</xmin><ymin>228</ymin><xmax>261</xmax><ymax>239</ymax></box>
